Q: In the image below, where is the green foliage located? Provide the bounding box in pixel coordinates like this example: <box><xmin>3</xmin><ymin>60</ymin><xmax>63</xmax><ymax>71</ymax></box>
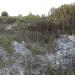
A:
<box><xmin>26</xmin><ymin>44</ymin><xmax>45</xmax><ymax>55</ymax></box>
<box><xmin>1</xmin><ymin>11</ymin><xmax>8</xmax><ymax>17</ymax></box>
<box><xmin>48</xmin><ymin>4</ymin><xmax>75</xmax><ymax>34</ymax></box>
<box><xmin>0</xmin><ymin>24</ymin><xmax>5</xmax><ymax>33</ymax></box>
<box><xmin>0</xmin><ymin>35</ymin><xmax>13</xmax><ymax>54</ymax></box>
<box><xmin>44</xmin><ymin>63</ymin><xmax>54</xmax><ymax>75</ymax></box>
<box><xmin>0</xmin><ymin>57</ymin><xmax>5</xmax><ymax>68</ymax></box>
<box><xmin>31</xmin><ymin>47</ymin><xmax>44</xmax><ymax>55</ymax></box>
<box><xmin>7</xmin><ymin>17</ymin><xmax>16</xmax><ymax>24</ymax></box>
<box><xmin>0</xmin><ymin>4</ymin><xmax>74</xmax><ymax>75</ymax></box>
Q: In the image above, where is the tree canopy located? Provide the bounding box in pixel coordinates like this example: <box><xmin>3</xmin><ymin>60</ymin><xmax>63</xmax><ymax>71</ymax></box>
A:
<box><xmin>48</xmin><ymin>4</ymin><xmax>75</xmax><ymax>34</ymax></box>
<box><xmin>1</xmin><ymin>11</ymin><xmax>9</xmax><ymax>17</ymax></box>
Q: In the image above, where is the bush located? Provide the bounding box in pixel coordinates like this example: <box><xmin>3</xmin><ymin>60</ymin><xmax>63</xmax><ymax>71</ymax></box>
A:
<box><xmin>1</xmin><ymin>11</ymin><xmax>8</xmax><ymax>17</ymax></box>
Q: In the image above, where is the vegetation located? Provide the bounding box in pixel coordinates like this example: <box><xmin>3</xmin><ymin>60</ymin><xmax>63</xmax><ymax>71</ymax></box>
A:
<box><xmin>48</xmin><ymin>4</ymin><xmax>75</xmax><ymax>34</ymax></box>
<box><xmin>0</xmin><ymin>3</ymin><xmax>75</xmax><ymax>53</ymax></box>
<box><xmin>1</xmin><ymin>11</ymin><xmax>9</xmax><ymax>17</ymax></box>
<box><xmin>0</xmin><ymin>3</ymin><xmax>75</xmax><ymax>74</ymax></box>
<box><xmin>1</xmin><ymin>4</ymin><xmax>75</xmax><ymax>35</ymax></box>
<box><xmin>0</xmin><ymin>57</ymin><xmax>5</xmax><ymax>68</ymax></box>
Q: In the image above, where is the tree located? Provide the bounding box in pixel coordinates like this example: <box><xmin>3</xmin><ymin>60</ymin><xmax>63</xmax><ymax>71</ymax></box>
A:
<box><xmin>48</xmin><ymin>4</ymin><xmax>75</xmax><ymax>34</ymax></box>
<box><xmin>1</xmin><ymin>11</ymin><xmax>8</xmax><ymax>17</ymax></box>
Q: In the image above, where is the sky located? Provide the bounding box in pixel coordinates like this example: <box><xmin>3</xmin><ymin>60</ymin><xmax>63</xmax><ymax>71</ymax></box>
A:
<box><xmin>0</xmin><ymin>0</ymin><xmax>75</xmax><ymax>16</ymax></box>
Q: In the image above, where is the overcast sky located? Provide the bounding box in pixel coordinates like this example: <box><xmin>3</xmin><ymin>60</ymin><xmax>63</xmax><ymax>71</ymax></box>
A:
<box><xmin>0</xmin><ymin>0</ymin><xmax>75</xmax><ymax>16</ymax></box>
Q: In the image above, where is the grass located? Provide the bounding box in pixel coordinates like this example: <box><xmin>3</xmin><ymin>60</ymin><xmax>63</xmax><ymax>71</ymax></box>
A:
<box><xmin>26</xmin><ymin>43</ymin><xmax>46</xmax><ymax>55</ymax></box>
<box><xmin>0</xmin><ymin>57</ymin><xmax>5</xmax><ymax>68</ymax></box>
<box><xmin>0</xmin><ymin>23</ymin><xmax>56</xmax><ymax>55</ymax></box>
<box><xmin>0</xmin><ymin>35</ymin><xmax>13</xmax><ymax>54</ymax></box>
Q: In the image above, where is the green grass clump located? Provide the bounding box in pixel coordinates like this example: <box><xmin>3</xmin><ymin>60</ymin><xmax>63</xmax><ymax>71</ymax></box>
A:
<box><xmin>0</xmin><ymin>57</ymin><xmax>5</xmax><ymax>68</ymax></box>
<box><xmin>31</xmin><ymin>47</ymin><xmax>43</xmax><ymax>55</ymax></box>
<box><xmin>26</xmin><ymin>44</ymin><xmax>45</xmax><ymax>55</ymax></box>
<box><xmin>0</xmin><ymin>34</ymin><xmax>13</xmax><ymax>54</ymax></box>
